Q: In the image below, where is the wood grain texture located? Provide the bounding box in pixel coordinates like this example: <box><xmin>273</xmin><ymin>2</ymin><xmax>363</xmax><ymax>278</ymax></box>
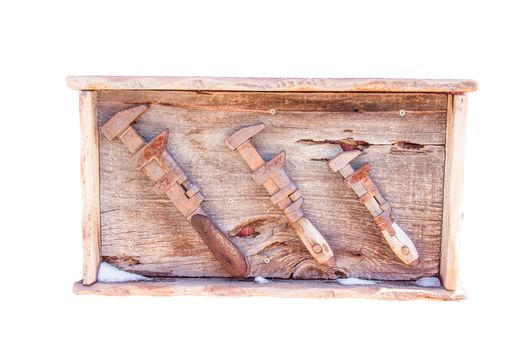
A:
<box><xmin>72</xmin><ymin>279</ymin><xmax>465</xmax><ymax>300</ymax></box>
<box><xmin>79</xmin><ymin>91</ymin><xmax>101</xmax><ymax>285</ymax></box>
<box><xmin>440</xmin><ymin>95</ymin><xmax>467</xmax><ymax>291</ymax></box>
<box><xmin>67</xmin><ymin>76</ymin><xmax>478</xmax><ymax>93</ymax></box>
<box><xmin>97</xmin><ymin>91</ymin><xmax>446</xmax><ymax>281</ymax></box>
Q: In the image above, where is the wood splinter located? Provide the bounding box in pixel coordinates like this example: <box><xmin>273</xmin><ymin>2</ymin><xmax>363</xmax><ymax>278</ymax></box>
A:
<box><xmin>226</xmin><ymin>123</ymin><xmax>336</xmax><ymax>267</ymax></box>
<box><xmin>328</xmin><ymin>151</ymin><xmax>420</xmax><ymax>266</ymax></box>
<box><xmin>101</xmin><ymin>105</ymin><xmax>249</xmax><ymax>277</ymax></box>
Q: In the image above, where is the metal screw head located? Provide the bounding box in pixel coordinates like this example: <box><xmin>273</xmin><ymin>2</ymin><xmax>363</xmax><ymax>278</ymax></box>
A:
<box><xmin>269</xmin><ymin>109</ymin><xmax>276</xmax><ymax>115</ymax></box>
<box><xmin>399</xmin><ymin>109</ymin><xmax>406</xmax><ymax>117</ymax></box>
<box><xmin>401</xmin><ymin>246</ymin><xmax>410</xmax><ymax>255</ymax></box>
<box><xmin>312</xmin><ymin>244</ymin><xmax>322</xmax><ymax>253</ymax></box>
<box><xmin>263</xmin><ymin>257</ymin><xmax>270</xmax><ymax>264</ymax></box>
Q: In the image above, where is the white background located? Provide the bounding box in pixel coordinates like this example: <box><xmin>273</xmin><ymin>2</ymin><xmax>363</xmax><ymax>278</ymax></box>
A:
<box><xmin>1</xmin><ymin>1</ymin><xmax>526</xmax><ymax>349</ymax></box>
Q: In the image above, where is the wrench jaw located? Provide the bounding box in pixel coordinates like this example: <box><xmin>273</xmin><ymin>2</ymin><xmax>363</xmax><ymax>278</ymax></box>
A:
<box><xmin>101</xmin><ymin>105</ymin><xmax>148</xmax><ymax>140</ymax></box>
<box><xmin>225</xmin><ymin>123</ymin><xmax>266</xmax><ymax>150</ymax></box>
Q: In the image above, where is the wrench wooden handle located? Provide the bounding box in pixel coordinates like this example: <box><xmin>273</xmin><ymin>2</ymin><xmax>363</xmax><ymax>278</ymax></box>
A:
<box><xmin>380</xmin><ymin>223</ymin><xmax>419</xmax><ymax>267</ymax></box>
<box><xmin>291</xmin><ymin>217</ymin><xmax>336</xmax><ymax>266</ymax></box>
<box><xmin>190</xmin><ymin>214</ymin><xmax>249</xmax><ymax>277</ymax></box>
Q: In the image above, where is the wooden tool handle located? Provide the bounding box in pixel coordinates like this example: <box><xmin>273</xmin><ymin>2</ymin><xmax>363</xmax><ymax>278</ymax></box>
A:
<box><xmin>380</xmin><ymin>223</ymin><xmax>420</xmax><ymax>267</ymax></box>
<box><xmin>291</xmin><ymin>217</ymin><xmax>336</xmax><ymax>267</ymax></box>
<box><xmin>190</xmin><ymin>214</ymin><xmax>249</xmax><ymax>277</ymax></box>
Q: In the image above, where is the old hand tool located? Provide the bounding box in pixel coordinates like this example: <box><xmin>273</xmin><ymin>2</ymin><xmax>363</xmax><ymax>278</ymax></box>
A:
<box><xmin>226</xmin><ymin>124</ymin><xmax>336</xmax><ymax>266</ymax></box>
<box><xmin>101</xmin><ymin>105</ymin><xmax>249</xmax><ymax>277</ymax></box>
<box><xmin>328</xmin><ymin>151</ymin><xmax>419</xmax><ymax>266</ymax></box>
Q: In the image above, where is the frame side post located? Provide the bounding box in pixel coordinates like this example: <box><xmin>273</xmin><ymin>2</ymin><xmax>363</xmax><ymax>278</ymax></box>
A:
<box><xmin>440</xmin><ymin>94</ymin><xmax>468</xmax><ymax>291</ymax></box>
<box><xmin>79</xmin><ymin>91</ymin><xmax>101</xmax><ymax>285</ymax></box>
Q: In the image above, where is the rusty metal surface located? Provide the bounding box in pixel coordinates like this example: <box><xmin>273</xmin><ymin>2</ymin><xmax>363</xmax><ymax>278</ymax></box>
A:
<box><xmin>130</xmin><ymin>129</ymin><xmax>169</xmax><ymax>169</ymax></box>
<box><xmin>190</xmin><ymin>214</ymin><xmax>249</xmax><ymax>277</ymax></box>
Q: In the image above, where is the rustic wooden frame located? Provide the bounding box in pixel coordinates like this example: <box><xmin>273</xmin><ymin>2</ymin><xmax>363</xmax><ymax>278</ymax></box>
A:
<box><xmin>67</xmin><ymin>76</ymin><xmax>477</xmax><ymax>93</ymax></box>
<box><xmin>73</xmin><ymin>278</ymin><xmax>463</xmax><ymax>300</ymax></box>
<box><xmin>79</xmin><ymin>91</ymin><xmax>101</xmax><ymax>285</ymax></box>
<box><xmin>72</xmin><ymin>76</ymin><xmax>476</xmax><ymax>298</ymax></box>
<box><xmin>440</xmin><ymin>95</ymin><xmax>468</xmax><ymax>290</ymax></box>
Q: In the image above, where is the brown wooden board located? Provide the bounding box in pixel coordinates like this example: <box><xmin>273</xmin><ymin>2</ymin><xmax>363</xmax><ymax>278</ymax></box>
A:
<box><xmin>97</xmin><ymin>91</ymin><xmax>446</xmax><ymax>281</ymax></box>
<box><xmin>67</xmin><ymin>76</ymin><xmax>477</xmax><ymax>93</ymax></box>
<box><xmin>73</xmin><ymin>279</ymin><xmax>464</xmax><ymax>301</ymax></box>
<box><xmin>79</xmin><ymin>91</ymin><xmax>101</xmax><ymax>285</ymax></box>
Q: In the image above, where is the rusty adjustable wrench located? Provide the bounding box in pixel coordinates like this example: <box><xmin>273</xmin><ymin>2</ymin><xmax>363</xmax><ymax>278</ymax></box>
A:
<box><xmin>226</xmin><ymin>124</ymin><xmax>336</xmax><ymax>266</ymax></box>
<box><xmin>328</xmin><ymin>151</ymin><xmax>420</xmax><ymax>266</ymax></box>
<box><xmin>101</xmin><ymin>105</ymin><xmax>249</xmax><ymax>277</ymax></box>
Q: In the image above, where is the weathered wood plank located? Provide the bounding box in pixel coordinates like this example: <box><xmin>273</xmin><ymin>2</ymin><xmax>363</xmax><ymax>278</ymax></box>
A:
<box><xmin>67</xmin><ymin>76</ymin><xmax>478</xmax><ymax>93</ymax></box>
<box><xmin>97</xmin><ymin>92</ymin><xmax>447</xmax><ymax>145</ymax></box>
<box><xmin>98</xmin><ymin>92</ymin><xmax>445</xmax><ymax>281</ymax></box>
<box><xmin>72</xmin><ymin>279</ymin><xmax>465</xmax><ymax>301</ymax></box>
<box><xmin>440</xmin><ymin>95</ymin><xmax>467</xmax><ymax>291</ymax></box>
<box><xmin>79</xmin><ymin>91</ymin><xmax>101</xmax><ymax>285</ymax></box>
<box><xmin>98</xmin><ymin>91</ymin><xmax>448</xmax><ymax>112</ymax></box>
